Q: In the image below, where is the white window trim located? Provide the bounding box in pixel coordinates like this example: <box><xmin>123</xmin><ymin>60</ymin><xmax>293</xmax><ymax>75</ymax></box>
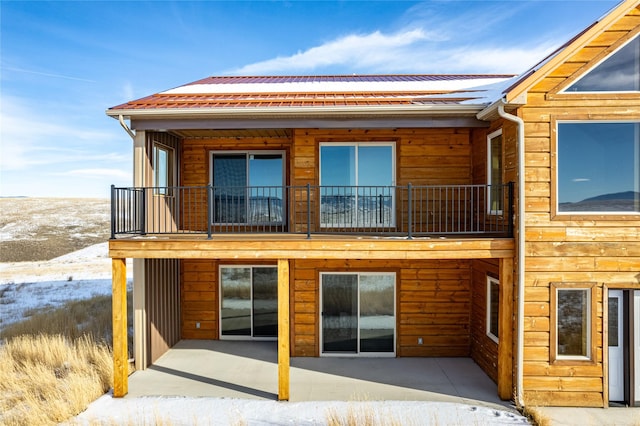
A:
<box><xmin>560</xmin><ymin>34</ymin><xmax>640</xmax><ymax>95</ymax></box>
<box><xmin>487</xmin><ymin>129</ymin><xmax>503</xmax><ymax>215</ymax></box>
<box><xmin>319</xmin><ymin>271</ymin><xmax>396</xmax><ymax>357</ymax></box>
<box><xmin>152</xmin><ymin>142</ymin><xmax>175</xmax><ymax>196</ymax></box>
<box><xmin>486</xmin><ymin>275</ymin><xmax>499</xmax><ymax>344</ymax></box>
<box><xmin>319</xmin><ymin>142</ymin><xmax>396</xmax><ymax>228</ymax></box>
<box><xmin>555</xmin><ymin>287</ymin><xmax>592</xmax><ymax>361</ymax></box>
<box><xmin>219</xmin><ymin>265</ymin><xmax>278</xmax><ymax>341</ymax></box>
<box><xmin>555</xmin><ymin>120</ymin><xmax>640</xmax><ymax>215</ymax></box>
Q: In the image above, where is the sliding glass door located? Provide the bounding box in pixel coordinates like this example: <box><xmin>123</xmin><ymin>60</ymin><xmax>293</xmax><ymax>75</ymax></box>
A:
<box><xmin>321</xmin><ymin>272</ymin><xmax>395</xmax><ymax>355</ymax></box>
<box><xmin>319</xmin><ymin>143</ymin><xmax>395</xmax><ymax>228</ymax></box>
<box><xmin>220</xmin><ymin>266</ymin><xmax>277</xmax><ymax>339</ymax></box>
<box><xmin>212</xmin><ymin>152</ymin><xmax>284</xmax><ymax>224</ymax></box>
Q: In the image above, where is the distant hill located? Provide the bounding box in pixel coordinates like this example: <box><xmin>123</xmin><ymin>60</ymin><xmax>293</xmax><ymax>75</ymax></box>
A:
<box><xmin>560</xmin><ymin>191</ymin><xmax>639</xmax><ymax>212</ymax></box>
<box><xmin>581</xmin><ymin>191</ymin><xmax>638</xmax><ymax>202</ymax></box>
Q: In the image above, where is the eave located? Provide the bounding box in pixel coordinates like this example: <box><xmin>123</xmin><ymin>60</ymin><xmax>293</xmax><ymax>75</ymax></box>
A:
<box><xmin>107</xmin><ymin>103</ymin><xmax>493</xmax><ymax>130</ymax></box>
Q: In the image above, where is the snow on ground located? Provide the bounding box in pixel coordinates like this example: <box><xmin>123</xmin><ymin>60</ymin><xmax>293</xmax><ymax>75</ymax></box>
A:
<box><xmin>2</xmin><ymin>243</ymin><xmax>529</xmax><ymax>425</ymax></box>
<box><xmin>70</xmin><ymin>393</ymin><xmax>529</xmax><ymax>425</ymax></box>
<box><xmin>0</xmin><ymin>242</ymin><xmax>132</xmax><ymax>328</ymax></box>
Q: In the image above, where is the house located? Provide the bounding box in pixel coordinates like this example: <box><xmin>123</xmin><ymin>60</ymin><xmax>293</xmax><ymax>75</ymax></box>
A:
<box><xmin>106</xmin><ymin>0</ymin><xmax>640</xmax><ymax>408</ymax></box>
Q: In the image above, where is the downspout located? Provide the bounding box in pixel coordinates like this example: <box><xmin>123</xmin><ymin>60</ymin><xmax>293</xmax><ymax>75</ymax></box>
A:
<box><xmin>497</xmin><ymin>100</ymin><xmax>526</xmax><ymax>408</ymax></box>
<box><xmin>118</xmin><ymin>114</ymin><xmax>136</xmax><ymax>140</ymax></box>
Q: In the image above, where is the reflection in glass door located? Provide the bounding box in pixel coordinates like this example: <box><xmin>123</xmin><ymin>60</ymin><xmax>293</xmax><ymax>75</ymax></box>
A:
<box><xmin>220</xmin><ymin>266</ymin><xmax>277</xmax><ymax>339</ymax></box>
<box><xmin>321</xmin><ymin>272</ymin><xmax>395</xmax><ymax>355</ymax></box>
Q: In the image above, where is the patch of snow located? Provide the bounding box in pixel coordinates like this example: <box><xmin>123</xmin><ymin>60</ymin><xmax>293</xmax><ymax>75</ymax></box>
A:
<box><xmin>0</xmin><ymin>243</ymin><xmax>131</xmax><ymax>329</ymax></box>
<box><xmin>161</xmin><ymin>78</ymin><xmax>514</xmax><ymax>95</ymax></box>
<box><xmin>70</xmin><ymin>394</ymin><xmax>529</xmax><ymax>425</ymax></box>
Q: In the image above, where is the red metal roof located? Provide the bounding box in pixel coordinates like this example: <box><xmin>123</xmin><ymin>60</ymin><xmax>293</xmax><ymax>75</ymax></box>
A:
<box><xmin>109</xmin><ymin>74</ymin><xmax>514</xmax><ymax>111</ymax></box>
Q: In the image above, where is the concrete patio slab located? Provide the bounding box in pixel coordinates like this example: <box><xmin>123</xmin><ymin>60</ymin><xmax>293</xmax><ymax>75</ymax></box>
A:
<box><xmin>126</xmin><ymin>340</ymin><xmax>515</xmax><ymax>413</ymax></box>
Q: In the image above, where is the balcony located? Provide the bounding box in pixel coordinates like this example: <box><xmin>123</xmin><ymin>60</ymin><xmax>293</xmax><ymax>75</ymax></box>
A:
<box><xmin>111</xmin><ymin>183</ymin><xmax>514</xmax><ymax>239</ymax></box>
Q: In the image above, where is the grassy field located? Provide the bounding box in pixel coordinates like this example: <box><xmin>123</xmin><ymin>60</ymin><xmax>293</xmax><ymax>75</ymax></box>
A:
<box><xmin>0</xmin><ymin>197</ymin><xmax>110</xmax><ymax>262</ymax></box>
<box><xmin>0</xmin><ymin>197</ymin><xmax>119</xmax><ymax>425</ymax></box>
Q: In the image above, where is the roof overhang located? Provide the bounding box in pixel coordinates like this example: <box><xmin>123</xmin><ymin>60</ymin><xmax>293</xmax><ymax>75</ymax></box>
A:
<box><xmin>107</xmin><ymin>103</ymin><xmax>493</xmax><ymax>130</ymax></box>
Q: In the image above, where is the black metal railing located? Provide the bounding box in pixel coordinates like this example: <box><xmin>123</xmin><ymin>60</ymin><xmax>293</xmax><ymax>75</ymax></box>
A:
<box><xmin>111</xmin><ymin>183</ymin><xmax>514</xmax><ymax>239</ymax></box>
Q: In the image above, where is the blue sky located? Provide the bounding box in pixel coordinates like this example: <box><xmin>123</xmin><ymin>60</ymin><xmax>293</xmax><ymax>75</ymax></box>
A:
<box><xmin>0</xmin><ymin>0</ymin><xmax>621</xmax><ymax>198</ymax></box>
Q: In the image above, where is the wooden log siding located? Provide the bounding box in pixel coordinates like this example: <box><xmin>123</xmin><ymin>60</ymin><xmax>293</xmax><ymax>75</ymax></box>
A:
<box><xmin>517</xmin><ymin>7</ymin><xmax>640</xmax><ymax>407</ymax></box>
<box><xmin>181</xmin><ymin>259</ymin><xmax>218</xmax><ymax>339</ymax></box>
<box><xmin>291</xmin><ymin>259</ymin><xmax>474</xmax><ymax>357</ymax></box>
<box><xmin>177</xmin><ymin>127</ymin><xmax>512</xmax><ymax>236</ymax></box>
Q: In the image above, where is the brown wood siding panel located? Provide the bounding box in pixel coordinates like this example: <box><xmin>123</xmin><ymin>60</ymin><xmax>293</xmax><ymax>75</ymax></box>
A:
<box><xmin>181</xmin><ymin>259</ymin><xmax>218</xmax><ymax>339</ymax></box>
<box><xmin>145</xmin><ymin>259</ymin><xmax>181</xmax><ymax>365</ymax></box>
<box><xmin>516</xmin><ymin>12</ymin><xmax>640</xmax><ymax>407</ymax></box>
<box><xmin>288</xmin><ymin>259</ymin><xmax>473</xmax><ymax>357</ymax></box>
<box><xmin>470</xmin><ymin>259</ymin><xmax>499</xmax><ymax>383</ymax></box>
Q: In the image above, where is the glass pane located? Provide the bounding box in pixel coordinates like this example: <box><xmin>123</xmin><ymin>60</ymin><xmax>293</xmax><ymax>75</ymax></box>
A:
<box><xmin>252</xmin><ymin>267</ymin><xmax>278</xmax><ymax>338</ymax></box>
<box><xmin>155</xmin><ymin>147</ymin><xmax>168</xmax><ymax>187</ymax></box>
<box><xmin>359</xmin><ymin>275</ymin><xmax>394</xmax><ymax>353</ymax></box>
<box><xmin>358</xmin><ymin>146</ymin><xmax>393</xmax><ymax>186</ymax></box>
<box><xmin>248</xmin><ymin>155</ymin><xmax>283</xmax><ymax>223</ymax></box>
<box><xmin>321</xmin><ymin>146</ymin><xmax>356</xmax><ymax>227</ymax></box>
<box><xmin>320</xmin><ymin>146</ymin><xmax>356</xmax><ymax>186</ymax></box>
<box><xmin>489</xmin><ymin>280</ymin><xmax>500</xmax><ymax>339</ymax></box>
<box><xmin>357</xmin><ymin>146</ymin><xmax>393</xmax><ymax>227</ymax></box>
<box><xmin>213</xmin><ymin>154</ymin><xmax>247</xmax><ymax>223</ymax></box>
<box><xmin>608</xmin><ymin>297</ymin><xmax>619</xmax><ymax>347</ymax></box>
<box><xmin>567</xmin><ymin>36</ymin><xmax>640</xmax><ymax>92</ymax></box>
<box><xmin>322</xmin><ymin>274</ymin><xmax>357</xmax><ymax>353</ymax></box>
<box><xmin>489</xmin><ymin>135</ymin><xmax>503</xmax><ymax>212</ymax></box>
<box><xmin>557</xmin><ymin>289</ymin><xmax>589</xmax><ymax>357</ymax></box>
<box><xmin>558</xmin><ymin>123</ymin><xmax>640</xmax><ymax>212</ymax></box>
<box><xmin>221</xmin><ymin>267</ymin><xmax>251</xmax><ymax>336</ymax></box>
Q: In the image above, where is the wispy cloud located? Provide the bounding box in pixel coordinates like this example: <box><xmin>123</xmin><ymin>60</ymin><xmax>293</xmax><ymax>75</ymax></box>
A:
<box><xmin>572</xmin><ymin>178</ymin><xmax>591</xmax><ymax>182</ymax></box>
<box><xmin>231</xmin><ymin>29</ymin><xmax>438</xmax><ymax>74</ymax></box>
<box><xmin>230</xmin><ymin>2</ymin><xmax>565</xmax><ymax>75</ymax></box>
<box><xmin>2</xmin><ymin>66</ymin><xmax>96</xmax><ymax>83</ymax></box>
<box><xmin>0</xmin><ymin>96</ymin><xmax>125</xmax><ymax>171</ymax></box>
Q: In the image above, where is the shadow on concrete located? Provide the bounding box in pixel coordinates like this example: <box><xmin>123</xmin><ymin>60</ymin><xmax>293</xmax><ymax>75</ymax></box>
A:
<box><xmin>147</xmin><ymin>364</ymin><xmax>277</xmax><ymax>400</ymax></box>
<box><xmin>128</xmin><ymin>340</ymin><xmax>511</xmax><ymax>410</ymax></box>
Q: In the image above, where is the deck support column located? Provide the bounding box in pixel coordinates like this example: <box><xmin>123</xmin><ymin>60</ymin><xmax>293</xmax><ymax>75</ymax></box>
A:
<box><xmin>498</xmin><ymin>257</ymin><xmax>514</xmax><ymax>400</ymax></box>
<box><xmin>277</xmin><ymin>259</ymin><xmax>290</xmax><ymax>401</ymax></box>
<box><xmin>112</xmin><ymin>257</ymin><xmax>128</xmax><ymax>397</ymax></box>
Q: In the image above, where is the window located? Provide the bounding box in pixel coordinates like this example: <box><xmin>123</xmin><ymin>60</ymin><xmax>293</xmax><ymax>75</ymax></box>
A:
<box><xmin>487</xmin><ymin>130</ymin><xmax>503</xmax><ymax>214</ymax></box>
<box><xmin>551</xmin><ymin>283</ymin><xmax>596</xmax><ymax>362</ymax></box>
<box><xmin>486</xmin><ymin>276</ymin><xmax>500</xmax><ymax>343</ymax></box>
<box><xmin>320</xmin><ymin>272</ymin><xmax>395</xmax><ymax>355</ymax></box>
<box><xmin>219</xmin><ymin>266</ymin><xmax>277</xmax><ymax>339</ymax></box>
<box><xmin>565</xmin><ymin>35</ymin><xmax>640</xmax><ymax>93</ymax></box>
<box><xmin>556</xmin><ymin>121</ymin><xmax>640</xmax><ymax>214</ymax></box>
<box><xmin>153</xmin><ymin>143</ymin><xmax>174</xmax><ymax>195</ymax></box>
<box><xmin>211</xmin><ymin>151</ymin><xmax>284</xmax><ymax>224</ymax></box>
<box><xmin>319</xmin><ymin>142</ymin><xmax>395</xmax><ymax>227</ymax></box>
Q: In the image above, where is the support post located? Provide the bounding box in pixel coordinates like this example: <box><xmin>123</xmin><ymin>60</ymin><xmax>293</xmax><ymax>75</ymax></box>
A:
<box><xmin>277</xmin><ymin>259</ymin><xmax>290</xmax><ymax>401</ymax></box>
<box><xmin>498</xmin><ymin>257</ymin><xmax>514</xmax><ymax>400</ymax></box>
<box><xmin>112</xmin><ymin>258</ymin><xmax>128</xmax><ymax>397</ymax></box>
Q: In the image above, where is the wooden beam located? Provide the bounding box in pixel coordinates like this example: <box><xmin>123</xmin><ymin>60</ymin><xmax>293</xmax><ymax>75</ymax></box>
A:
<box><xmin>110</xmin><ymin>237</ymin><xmax>514</xmax><ymax>261</ymax></box>
<box><xmin>278</xmin><ymin>259</ymin><xmax>290</xmax><ymax>401</ymax></box>
<box><xmin>498</xmin><ymin>257</ymin><xmax>514</xmax><ymax>400</ymax></box>
<box><xmin>112</xmin><ymin>258</ymin><xmax>128</xmax><ymax>397</ymax></box>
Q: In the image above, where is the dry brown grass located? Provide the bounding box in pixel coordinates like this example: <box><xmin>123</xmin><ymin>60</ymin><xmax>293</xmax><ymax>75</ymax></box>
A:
<box><xmin>0</xmin><ymin>293</ymin><xmax>133</xmax><ymax>354</ymax></box>
<box><xmin>326</xmin><ymin>403</ymin><xmax>404</xmax><ymax>426</ymax></box>
<box><xmin>0</xmin><ymin>334</ymin><xmax>113</xmax><ymax>425</ymax></box>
